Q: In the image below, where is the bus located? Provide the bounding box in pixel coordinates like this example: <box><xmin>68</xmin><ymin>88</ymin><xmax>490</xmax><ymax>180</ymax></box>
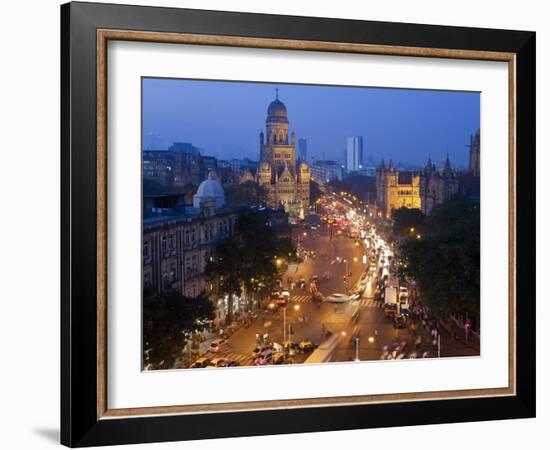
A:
<box><xmin>304</xmin><ymin>334</ymin><xmax>342</xmax><ymax>364</ymax></box>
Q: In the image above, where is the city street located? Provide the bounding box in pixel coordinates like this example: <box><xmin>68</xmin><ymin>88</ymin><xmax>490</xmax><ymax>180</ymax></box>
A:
<box><xmin>203</xmin><ymin>222</ymin><xmax>407</xmax><ymax>364</ymax></box>
<box><xmin>197</xmin><ymin>194</ymin><xmax>479</xmax><ymax>368</ymax></box>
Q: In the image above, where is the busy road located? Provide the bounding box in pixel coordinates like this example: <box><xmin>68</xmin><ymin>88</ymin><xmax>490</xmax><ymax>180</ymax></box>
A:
<box><xmin>189</xmin><ymin>192</ymin><xmax>476</xmax><ymax>369</ymax></box>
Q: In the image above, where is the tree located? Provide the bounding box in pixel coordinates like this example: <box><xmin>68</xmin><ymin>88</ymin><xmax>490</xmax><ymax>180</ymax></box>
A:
<box><xmin>398</xmin><ymin>195</ymin><xmax>480</xmax><ymax>318</ymax></box>
<box><xmin>143</xmin><ymin>291</ymin><xmax>215</xmax><ymax>368</ymax></box>
<box><xmin>225</xmin><ymin>181</ymin><xmax>266</xmax><ymax>206</ymax></box>
<box><xmin>205</xmin><ymin>237</ymin><xmax>244</xmax><ymax>323</ymax></box>
<box><xmin>310</xmin><ymin>179</ymin><xmax>323</xmax><ymax>204</ymax></box>
<box><xmin>206</xmin><ymin>210</ymin><xmax>297</xmax><ymax>323</ymax></box>
<box><xmin>392</xmin><ymin>207</ymin><xmax>426</xmax><ymax>238</ymax></box>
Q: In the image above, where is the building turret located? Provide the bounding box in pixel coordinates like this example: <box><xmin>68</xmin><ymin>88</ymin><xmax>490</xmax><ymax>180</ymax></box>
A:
<box><xmin>442</xmin><ymin>154</ymin><xmax>454</xmax><ymax>179</ymax></box>
<box><xmin>468</xmin><ymin>128</ymin><xmax>480</xmax><ymax>176</ymax></box>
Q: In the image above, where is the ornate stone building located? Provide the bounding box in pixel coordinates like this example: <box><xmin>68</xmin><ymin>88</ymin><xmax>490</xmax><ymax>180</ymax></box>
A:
<box><xmin>143</xmin><ymin>173</ymin><xmax>238</xmax><ymax>306</ymax></box>
<box><xmin>376</xmin><ymin>160</ymin><xmax>421</xmax><ymax>219</ymax></box>
<box><xmin>257</xmin><ymin>91</ymin><xmax>310</xmax><ymax>215</ymax></box>
<box><xmin>419</xmin><ymin>156</ymin><xmax>459</xmax><ymax>215</ymax></box>
<box><xmin>376</xmin><ymin>156</ymin><xmax>459</xmax><ymax>218</ymax></box>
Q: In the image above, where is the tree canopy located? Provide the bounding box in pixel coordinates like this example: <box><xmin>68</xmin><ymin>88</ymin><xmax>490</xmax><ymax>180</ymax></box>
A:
<box><xmin>143</xmin><ymin>291</ymin><xmax>215</xmax><ymax>368</ymax></box>
<box><xmin>392</xmin><ymin>207</ymin><xmax>426</xmax><ymax>238</ymax></box>
<box><xmin>398</xmin><ymin>195</ymin><xmax>480</xmax><ymax>318</ymax></box>
<box><xmin>225</xmin><ymin>181</ymin><xmax>266</xmax><ymax>207</ymax></box>
<box><xmin>206</xmin><ymin>209</ymin><xmax>297</xmax><ymax>321</ymax></box>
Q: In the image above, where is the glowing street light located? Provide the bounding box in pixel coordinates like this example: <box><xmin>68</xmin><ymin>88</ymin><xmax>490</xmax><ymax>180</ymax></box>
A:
<box><xmin>410</xmin><ymin>227</ymin><xmax>415</xmax><ymax>233</ymax></box>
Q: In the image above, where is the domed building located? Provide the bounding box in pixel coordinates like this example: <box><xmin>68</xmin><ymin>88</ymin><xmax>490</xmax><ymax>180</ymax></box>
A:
<box><xmin>258</xmin><ymin>90</ymin><xmax>310</xmax><ymax>215</ymax></box>
<box><xmin>193</xmin><ymin>171</ymin><xmax>225</xmax><ymax>209</ymax></box>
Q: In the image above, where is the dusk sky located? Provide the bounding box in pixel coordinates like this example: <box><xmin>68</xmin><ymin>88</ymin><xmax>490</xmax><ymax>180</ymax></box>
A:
<box><xmin>142</xmin><ymin>78</ymin><xmax>480</xmax><ymax>169</ymax></box>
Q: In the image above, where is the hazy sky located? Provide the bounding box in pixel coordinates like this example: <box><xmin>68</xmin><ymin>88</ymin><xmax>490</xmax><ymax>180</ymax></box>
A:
<box><xmin>142</xmin><ymin>78</ymin><xmax>480</xmax><ymax>168</ymax></box>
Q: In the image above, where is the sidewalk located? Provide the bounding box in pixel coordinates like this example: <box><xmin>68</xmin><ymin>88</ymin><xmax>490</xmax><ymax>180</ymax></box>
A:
<box><xmin>439</xmin><ymin>318</ymin><xmax>480</xmax><ymax>354</ymax></box>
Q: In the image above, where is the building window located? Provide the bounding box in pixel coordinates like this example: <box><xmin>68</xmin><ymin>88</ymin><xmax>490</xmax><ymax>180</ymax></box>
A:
<box><xmin>144</xmin><ymin>272</ymin><xmax>152</xmax><ymax>289</ymax></box>
<box><xmin>185</xmin><ymin>256</ymin><xmax>191</xmax><ymax>276</ymax></box>
<box><xmin>161</xmin><ymin>236</ymin><xmax>167</xmax><ymax>252</ymax></box>
<box><xmin>168</xmin><ymin>233</ymin><xmax>175</xmax><ymax>249</ymax></box>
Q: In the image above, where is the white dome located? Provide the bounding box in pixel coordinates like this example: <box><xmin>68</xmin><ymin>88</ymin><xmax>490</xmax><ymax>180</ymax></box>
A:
<box><xmin>193</xmin><ymin>171</ymin><xmax>225</xmax><ymax>209</ymax></box>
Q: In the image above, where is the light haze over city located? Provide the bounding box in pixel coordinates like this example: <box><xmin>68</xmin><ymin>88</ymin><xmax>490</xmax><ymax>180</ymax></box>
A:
<box><xmin>142</xmin><ymin>78</ymin><xmax>480</xmax><ymax>168</ymax></box>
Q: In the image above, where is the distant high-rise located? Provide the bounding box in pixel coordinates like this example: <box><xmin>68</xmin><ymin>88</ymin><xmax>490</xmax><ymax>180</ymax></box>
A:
<box><xmin>298</xmin><ymin>138</ymin><xmax>308</xmax><ymax>162</ymax></box>
<box><xmin>346</xmin><ymin>136</ymin><xmax>364</xmax><ymax>172</ymax></box>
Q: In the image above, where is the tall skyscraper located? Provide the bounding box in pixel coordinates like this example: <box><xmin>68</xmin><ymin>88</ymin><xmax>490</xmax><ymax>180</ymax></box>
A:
<box><xmin>346</xmin><ymin>136</ymin><xmax>364</xmax><ymax>172</ymax></box>
<box><xmin>298</xmin><ymin>138</ymin><xmax>308</xmax><ymax>162</ymax></box>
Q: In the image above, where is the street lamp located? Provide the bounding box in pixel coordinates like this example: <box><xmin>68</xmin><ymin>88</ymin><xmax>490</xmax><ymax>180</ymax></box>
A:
<box><xmin>354</xmin><ymin>337</ymin><xmax>360</xmax><ymax>361</ymax></box>
<box><xmin>283</xmin><ymin>304</ymin><xmax>301</xmax><ymax>360</ymax></box>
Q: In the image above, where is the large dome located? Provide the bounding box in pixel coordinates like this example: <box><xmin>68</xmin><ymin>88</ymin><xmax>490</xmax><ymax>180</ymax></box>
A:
<box><xmin>193</xmin><ymin>171</ymin><xmax>225</xmax><ymax>209</ymax></box>
<box><xmin>266</xmin><ymin>98</ymin><xmax>288</xmax><ymax>123</ymax></box>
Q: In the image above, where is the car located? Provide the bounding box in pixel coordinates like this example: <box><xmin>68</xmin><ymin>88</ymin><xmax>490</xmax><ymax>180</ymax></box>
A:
<box><xmin>272</xmin><ymin>352</ymin><xmax>286</xmax><ymax>365</ymax></box>
<box><xmin>384</xmin><ymin>304</ymin><xmax>398</xmax><ymax>318</ymax></box>
<box><xmin>210</xmin><ymin>339</ymin><xmax>226</xmax><ymax>353</ymax></box>
<box><xmin>393</xmin><ymin>315</ymin><xmax>407</xmax><ymax>329</ymax></box>
<box><xmin>311</xmin><ymin>274</ymin><xmax>319</xmax><ymax>283</ymax></box>
<box><xmin>298</xmin><ymin>340</ymin><xmax>316</xmax><ymax>352</ymax></box>
<box><xmin>209</xmin><ymin>357</ymin><xmax>228</xmax><ymax>367</ymax></box>
<box><xmin>283</xmin><ymin>340</ymin><xmax>298</xmax><ymax>356</ymax></box>
<box><xmin>223</xmin><ymin>360</ymin><xmax>240</xmax><ymax>367</ymax></box>
<box><xmin>190</xmin><ymin>357</ymin><xmax>211</xmax><ymax>369</ymax></box>
<box><xmin>254</xmin><ymin>348</ymin><xmax>275</xmax><ymax>365</ymax></box>
<box><xmin>276</xmin><ymin>296</ymin><xmax>288</xmax><ymax>307</ymax></box>
<box><xmin>326</xmin><ymin>293</ymin><xmax>350</xmax><ymax>303</ymax></box>
<box><xmin>252</xmin><ymin>344</ymin><xmax>272</xmax><ymax>359</ymax></box>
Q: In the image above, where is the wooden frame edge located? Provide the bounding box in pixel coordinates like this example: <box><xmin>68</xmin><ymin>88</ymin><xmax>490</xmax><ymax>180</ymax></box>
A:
<box><xmin>97</xmin><ymin>29</ymin><xmax>108</xmax><ymax>419</ymax></box>
<box><xmin>95</xmin><ymin>28</ymin><xmax>517</xmax><ymax>420</ymax></box>
<box><xmin>97</xmin><ymin>29</ymin><xmax>515</xmax><ymax>61</ymax></box>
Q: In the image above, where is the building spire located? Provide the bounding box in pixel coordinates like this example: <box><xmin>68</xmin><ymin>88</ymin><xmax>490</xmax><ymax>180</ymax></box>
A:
<box><xmin>425</xmin><ymin>155</ymin><xmax>433</xmax><ymax>172</ymax></box>
<box><xmin>275</xmin><ymin>87</ymin><xmax>279</xmax><ymax>100</ymax></box>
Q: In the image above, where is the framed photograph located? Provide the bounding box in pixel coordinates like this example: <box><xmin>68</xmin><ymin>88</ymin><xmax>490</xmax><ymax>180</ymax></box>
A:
<box><xmin>61</xmin><ymin>1</ymin><xmax>536</xmax><ymax>447</ymax></box>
